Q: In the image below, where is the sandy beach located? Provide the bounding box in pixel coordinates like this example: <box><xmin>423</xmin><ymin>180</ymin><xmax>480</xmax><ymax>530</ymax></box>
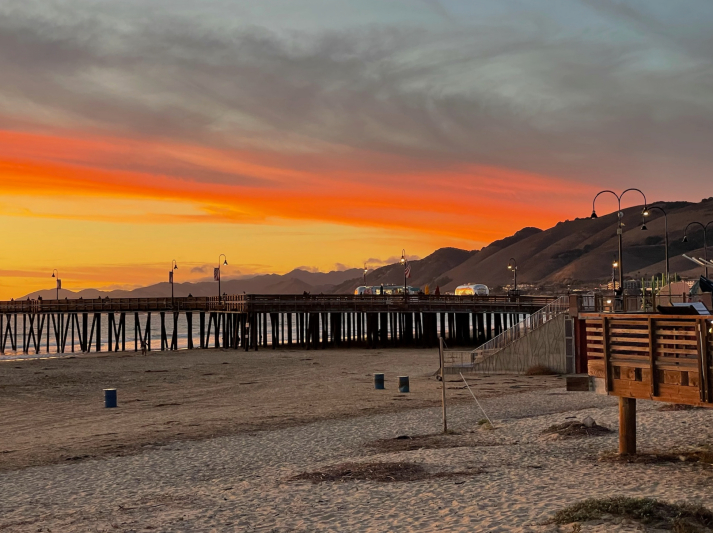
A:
<box><xmin>3</xmin><ymin>348</ymin><xmax>713</xmax><ymax>532</ymax></box>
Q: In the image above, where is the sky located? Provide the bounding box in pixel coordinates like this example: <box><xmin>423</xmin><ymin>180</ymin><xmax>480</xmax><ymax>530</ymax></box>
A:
<box><xmin>2</xmin><ymin>0</ymin><xmax>713</xmax><ymax>298</ymax></box>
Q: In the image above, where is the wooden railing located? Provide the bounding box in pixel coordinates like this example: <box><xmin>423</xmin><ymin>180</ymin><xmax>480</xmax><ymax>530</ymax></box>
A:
<box><xmin>0</xmin><ymin>294</ymin><xmax>557</xmax><ymax>314</ymax></box>
<box><xmin>584</xmin><ymin>313</ymin><xmax>712</xmax><ymax>406</ymax></box>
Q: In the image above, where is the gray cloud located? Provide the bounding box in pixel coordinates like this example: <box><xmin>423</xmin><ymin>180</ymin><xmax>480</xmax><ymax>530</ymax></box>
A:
<box><xmin>2</xmin><ymin>0</ymin><xmax>713</xmax><ymax>193</ymax></box>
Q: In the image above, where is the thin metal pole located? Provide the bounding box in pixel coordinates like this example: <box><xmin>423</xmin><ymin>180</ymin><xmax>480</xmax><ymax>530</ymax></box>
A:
<box><xmin>706</xmin><ymin>227</ymin><xmax>709</xmax><ymax>279</ymax></box>
<box><xmin>439</xmin><ymin>337</ymin><xmax>447</xmax><ymax>434</ymax></box>
<box><xmin>592</xmin><ymin>188</ymin><xmax>648</xmax><ymax>301</ymax></box>
<box><xmin>618</xmin><ymin>219</ymin><xmax>623</xmax><ymax>290</ymax></box>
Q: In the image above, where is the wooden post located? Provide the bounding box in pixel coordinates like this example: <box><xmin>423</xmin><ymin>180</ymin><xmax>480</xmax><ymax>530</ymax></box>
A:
<box><xmin>619</xmin><ymin>397</ymin><xmax>636</xmax><ymax>455</ymax></box>
<box><xmin>602</xmin><ymin>317</ymin><xmax>610</xmax><ymax>392</ymax></box>
<box><xmin>440</xmin><ymin>336</ymin><xmax>447</xmax><ymax>434</ymax></box>
<box><xmin>121</xmin><ymin>313</ymin><xmax>126</xmax><ymax>351</ymax></box>
<box><xmin>199</xmin><ymin>312</ymin><xmax>205</xmax><ymax>349</ymax></box>
<box><xmin>648</xmin><ymin>317</ymin><xmax>657</xmax><ymax>397</ymax></box>
<box><xmin>186</xmin><ymin>312</ymin><xmax>194</xmax><ymax>349</ymax></box>
<box><xmin>96</xmin><ymin>313</ymin><xmax>101</xmax><ymax>352</ymax></box>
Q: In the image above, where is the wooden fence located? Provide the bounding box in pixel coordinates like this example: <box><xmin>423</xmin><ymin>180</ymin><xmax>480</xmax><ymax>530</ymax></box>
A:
<box><xmin>584</xmin><ymin>313</ymin><xmax>711</xmax><ymax>406</ymax></box>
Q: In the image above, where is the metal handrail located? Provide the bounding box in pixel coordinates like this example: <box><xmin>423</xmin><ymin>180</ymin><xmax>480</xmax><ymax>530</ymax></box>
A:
<box><xmin>471</xmin><ymin>295</ymin><xmax>570</xmax><ymax>360</ymax></box>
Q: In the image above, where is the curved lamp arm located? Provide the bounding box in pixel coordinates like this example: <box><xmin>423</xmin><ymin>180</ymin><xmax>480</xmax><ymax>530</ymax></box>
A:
<box><xmin>591</xmin><ymin>190</ymin><xmax>620</xmax><ymax>218</ymax></box>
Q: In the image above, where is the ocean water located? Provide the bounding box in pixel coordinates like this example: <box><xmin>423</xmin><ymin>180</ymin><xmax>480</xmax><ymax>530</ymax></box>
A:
<box><xmin>0</xmin><ymin>312</ymin><xmax>525</xmax><ymax>361</ymax></box>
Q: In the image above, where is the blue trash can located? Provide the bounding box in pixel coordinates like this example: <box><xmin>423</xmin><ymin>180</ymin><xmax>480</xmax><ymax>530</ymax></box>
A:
<box><xmin>104</xmin><ymin>388</ymin><xmax>117</xmax><ymax>408</ymax></box>
<box><xmin>374</xmin><ymin>373</ymin><xmax>385</xmax><ymax>390</ymax></box>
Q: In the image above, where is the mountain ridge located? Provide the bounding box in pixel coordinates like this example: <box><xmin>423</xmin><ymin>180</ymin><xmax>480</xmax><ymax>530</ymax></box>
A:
<box><xmin>18</xmin><ymin>198</ymin><xmax>713</xmax><ymax>299</ymax></box>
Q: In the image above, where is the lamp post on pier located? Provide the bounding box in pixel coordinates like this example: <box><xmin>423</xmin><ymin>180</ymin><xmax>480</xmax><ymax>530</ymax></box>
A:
<box><xmin>400</xmin><ymin>249</ymin><xmax>407</xmax><ymax>296</ymax></box>
<box><xmin>641</xmin><ymin>206</ymin><xmax>669</xmax><ymax>286</ymax></box>
<box><xmin>217</xmin><ymin>254</ymin><xmax>228</xmax><ymax>300</ymax></box>
<box><xmin>611</xmin><ymin>259</ymin><xmax>618</xmax><ymax>290</ymax></box>
<box><xmin>170</xmin><ymin>260</ymin><xmax>178</xmax><ymax>308</ymax></box>
<box><xmin>507</xmin><ymin>258</ymin><xmax>517</xmax><ymax>291</ymax></box>
<box><xmin>682</xmin><ymin>222</ymin><xmax>713</xmax><ymax>279</ymax></box>
<box><xmin>51</xmin><ymin>269</ymin><xmax>59</xmax><ymax>300</ymax></box>
<box><xmin>363</xmin><ymin>264</ymin><xmax>368</xmax><ymax>286</ymax></box>
<box><xmin>590</xmin><ymin>188</ymin><xmax>648</xmax><ymax>292</ymax></box>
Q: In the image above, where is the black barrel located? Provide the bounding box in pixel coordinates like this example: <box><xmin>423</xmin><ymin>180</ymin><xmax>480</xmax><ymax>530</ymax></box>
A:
<box><xmin>398</xmin><ymin>376</ymin><xmax>409</xmax><ymax>393</ymax></box>
<box><xmin>374</xmin><ymin>373</ymin><xmax>385</xmax><ymax>390</ymax></box>
<box><xmin>104</xmin><ymin>388</ymin><xmax>117</xmax><ymax>408</ymax></box>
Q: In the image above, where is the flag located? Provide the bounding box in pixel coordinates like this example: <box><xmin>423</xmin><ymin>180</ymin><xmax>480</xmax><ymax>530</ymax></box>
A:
<box><xmin>57</xmin><ymin>279</ymin><xmax>61</xmax><ymax>290</ymax></box>
<box><xmin>214</xmin><ymin>267</ymin><xmax>220</xmax><ymax>281</ymax></box>
<box><xmin>169</xmin><ymin>271</ymin><xmax>173</xmax><ymax>283</ymax></box>
<box><xmin>404</xmin><ymin>261</ymin><xmax>411</xmax><ymax>279</ymax></box>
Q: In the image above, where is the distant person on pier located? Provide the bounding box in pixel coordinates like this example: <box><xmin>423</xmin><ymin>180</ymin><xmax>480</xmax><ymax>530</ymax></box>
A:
<box><xmin>380</xmin><ymin>283</ymin><xmax>384</xmax><ymax>296</ymax></box>
<box><xmin>435</xmin><ymin>286</ymin><xmax>440</xmax><ymax>296</ymax></box>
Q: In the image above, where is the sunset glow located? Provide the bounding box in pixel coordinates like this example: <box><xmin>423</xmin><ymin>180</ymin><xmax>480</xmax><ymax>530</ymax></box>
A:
<box><xmin>2</xmin><ymin>1</ymin><xmax>712</xmax><ymax>298</ymax></box>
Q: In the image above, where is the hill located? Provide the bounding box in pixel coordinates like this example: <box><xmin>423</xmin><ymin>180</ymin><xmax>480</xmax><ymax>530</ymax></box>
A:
<box><xmin>18</xmin><ymin>198</ymin><xmax>713</xmax><ymax>299</ymax></box>
<box><xmin>20</xmin><ymin>268</ymin><xmax>361</xmax><ymax>300</ymax></box>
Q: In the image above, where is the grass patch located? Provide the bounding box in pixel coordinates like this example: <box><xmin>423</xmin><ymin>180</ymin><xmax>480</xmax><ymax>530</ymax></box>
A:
<box><xmin>290</xmin><ymin>461</ymin><xmax>481</xmax><ymax>484</ymax></box>
<box><xmin>543</xmin><ymin>421</ymin><xmax>611</xmax><ymax>439</ymax></box>
<box><xmin>550</xmin><ymin>497</ymin><xmax>713</xmax><ymax>531</ymax></box>
<box><xmin>525</xmin><ymin>364</ymin><xmax>558</xmax><ymax>376</ymax></box>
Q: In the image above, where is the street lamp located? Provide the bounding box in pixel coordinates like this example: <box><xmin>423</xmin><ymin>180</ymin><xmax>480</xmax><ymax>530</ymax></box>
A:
<box><xmin>507</xmin><ymin>258</ymin><xmax>517</xmax><ymax>291</ymax></box>
<box><xmin>218</xmin><ymin>254</ymin><xmax>228</xmax><ymax>300</ymax></box>
<box><xmin>682</xmin><ymin>222</ymin><xmax>713</xmax><ymax>279</ymax></box>
<box><xmin>642</xmin><ymin>206</ymin><xmax>669</xmax><ymax>286</ymax></box>
<box><xmin>611</xmin><ymin>259</ymin><xmax>618</xmax><ymax>290</ymax></box>
<box><xmin>400</xmin><ymin>249</ymin><xmax>407</xmax><ymax>296</ymax></box>
<box><xmin>51</xmin><ymin>269</ymin><xmax>59</xmax><ymax>300</ymax></box>
<box><xmin>590</xmin><ymin>188</ymin><xmax>648</xmax><ymax>291</ymax></box>
<box><xmin>363</xmin><ymin>264</ymin><xmax>368</xmax><ymax>286</ymax></box>
<box><xmin>170</xmin><ymin>260</ymin><xmax>178</xmax><ymax>308</ymax></box>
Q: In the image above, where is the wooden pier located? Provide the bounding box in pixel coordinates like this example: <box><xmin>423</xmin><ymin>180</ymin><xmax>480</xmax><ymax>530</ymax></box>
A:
<box><xmin>0</xmin><ymin>294</ymin><xmax>555</xmax><ymax>356</ymax></box>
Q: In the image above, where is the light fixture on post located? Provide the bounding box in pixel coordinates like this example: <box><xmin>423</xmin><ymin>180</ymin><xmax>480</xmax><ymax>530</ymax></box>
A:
<box><xmin>218</xmin><ymin>254</ymin><xmax>228</xmax><ymax>300</ymax></box>
<box><xmin>507</xmin><ymin>258</ymin><xmax>517</xmax><ymax>291</ymax></box>
<box><xmin>590</xmin><ymin>188</ymin><xmax>648</xmax><ymax>293</ymax></box>
<box><xmin>682</xmin><ymin>222</ymin><xmax>713</xmax><ymax>279</ymax></box>
<box><xmin>642</xmin><ymin>206</ymin><xmax>669</xmax><ymax>287</ymax></box>
<box><xmin>363</xmin><ymin>264</ymin><xmax>368</xmax><ymax>286</ymax></box>
<box><xmin>51</xmin><ymin>269</ymin><xmax>59</xmax><ymax>300</ymax></box>
<box><xmin>170</xmin><ymin>260</ymin><xmax>178</xmax><ymax>309</ymax></box>
<box><xmin>611</xmin><ymin>259</ymin><xmax>618</xmax><ymax>290</ymax></box>
<box><xmin>400</xmin><ymin>249</ymin><xmax>407</xmax><ymax>296</ymax></box>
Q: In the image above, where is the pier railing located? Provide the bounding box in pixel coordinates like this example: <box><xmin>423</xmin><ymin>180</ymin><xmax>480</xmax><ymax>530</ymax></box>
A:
<box><xmin>442</xmin><ymin>295</ymin><xmax>569</xmax><ymax>373</ymax></box>
<box><xmin>471</xmin><ymin>295</ymin><xmax>570</xmax><ymax>360</ymax></box>
<box><xmin>0</xmin><ymin>294</ymin><xmax>557</xmax><ymax>315</ymax></box>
